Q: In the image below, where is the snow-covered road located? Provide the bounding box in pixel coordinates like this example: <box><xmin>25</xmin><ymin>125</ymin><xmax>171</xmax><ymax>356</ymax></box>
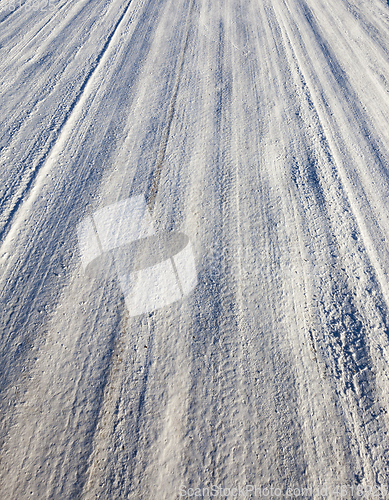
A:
<box><xmin>2</xmin><ymin>0</ymin><xmax>389</xmax><ymax>497</ymax></box>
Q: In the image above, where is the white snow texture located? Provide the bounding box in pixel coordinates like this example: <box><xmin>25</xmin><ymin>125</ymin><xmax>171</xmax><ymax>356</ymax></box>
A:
<box><xmin>2</xmin><ymin>0</ymin><xmax>389</xmax><ymax>498</ymax></box>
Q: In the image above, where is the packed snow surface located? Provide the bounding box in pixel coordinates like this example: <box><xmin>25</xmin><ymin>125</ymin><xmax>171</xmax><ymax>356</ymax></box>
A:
<box><xmin>2</xmin><ymin>0</ymin><xmax>389</xmax><ymax>498</ymax></box>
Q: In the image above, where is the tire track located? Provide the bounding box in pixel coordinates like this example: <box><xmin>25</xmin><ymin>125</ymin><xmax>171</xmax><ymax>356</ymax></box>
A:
<box><xmin>146</xmin><ymin>0</ymin><xmax>195</xmax><ymax>212</ymax></box>
<box><xmin>297</xmin><ymin>0</ymin><xmax>389</xmax><ymax>302</ymax></box>
<box><xmin>276</xmin><ymin>0</ymin><xmax>389</xmax><ymax>323</ymax></box>
<box><xmin>341</xmin><ymin>0</ymin><xmax>389</xmax><ymax>59</ymax></box>
<box><xmin>0</xmin><ymin>0</ymin><xmax>175</xmax><ymax>404</ymax></box>
<box><xmin>0</xmin><ymin>0</ymin><xmax>67</xmax><ymax>58</ymax></box>
<box><xmin>0</xmin><ymin>0</ymin><xmax>107</xmax><ymax>155</ymax></box>
<box><xmin>79</xmin><ymin>0</ymin><xmax>197</xmax><ymax>496</ymax></box>
<box><xmin>275</xmin><ymin>0</ymin><xmax>389</xmax><ymax>482</ymax></box>
<box><xmin>0</xmin><ymin>0</ymin><xmax>138</xmax><ymax>400</ymax></box>
<box><xmin>0</xmin><ymin>0</ymin><xmax>135</xmax><ymax>244</ymax></box>
<box><xmin>0</xmin><ymin>6</ymin><xmax>176</xmax><ymax>481</ymax></box>
<box><xmin>183</xmin><ymin>3</ymin><xmax>310</xmax><ymax>488</ymax></box>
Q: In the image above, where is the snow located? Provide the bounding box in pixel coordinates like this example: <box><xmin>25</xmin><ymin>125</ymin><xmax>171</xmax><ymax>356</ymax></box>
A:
<box><xmin>2</xmin><ymin>0</ymin><xmax>389</xmax><ymax>497</ymax></box>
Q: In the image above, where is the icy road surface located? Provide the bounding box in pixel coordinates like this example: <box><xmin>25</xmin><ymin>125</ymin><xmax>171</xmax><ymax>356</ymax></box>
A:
<box><xmin>2</xmin><ymin>0</ymin><xmax>389</xmax><ymax>498</ymax></box>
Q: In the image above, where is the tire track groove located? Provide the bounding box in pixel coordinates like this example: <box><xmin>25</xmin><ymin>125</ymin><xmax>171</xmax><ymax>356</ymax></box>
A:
<box><xmin>146</xmin><ymin>0</ymin><xmax>195</xmax><ymax>212</ymax></box>
<box><xmin>0</xmin><ymin>0</ymin><xmax>135</xmax><ymax>245</ymax></box>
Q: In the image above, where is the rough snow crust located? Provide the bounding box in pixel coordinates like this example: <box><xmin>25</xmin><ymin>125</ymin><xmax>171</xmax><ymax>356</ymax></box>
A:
<box><xmin>2</xmin><ymin>0</ymin><xmax>389</xmax><ymax>498</ymax></box>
